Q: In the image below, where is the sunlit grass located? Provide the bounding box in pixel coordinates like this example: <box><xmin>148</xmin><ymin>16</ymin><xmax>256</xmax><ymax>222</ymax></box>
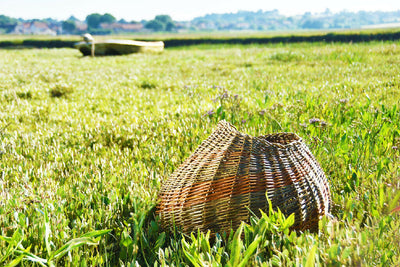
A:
<box><xmin>0</xmin><ymin>41</ymin><xmax>399</xmax><ymax>265</ymax></box>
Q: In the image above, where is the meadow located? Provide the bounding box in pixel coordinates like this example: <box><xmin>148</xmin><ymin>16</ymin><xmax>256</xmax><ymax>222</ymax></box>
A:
<box><xmin>0</xmin><ymin>40</ymin><xmax>399</xmax><ymax>266</ymax></box>
<box><xmin>1</xmin><ymin>29</ymin><xmax>400</xmax><ymax>49</ymax></box>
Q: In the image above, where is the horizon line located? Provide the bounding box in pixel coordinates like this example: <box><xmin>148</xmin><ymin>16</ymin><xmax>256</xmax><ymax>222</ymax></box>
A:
<box><xmin>2</xmin><ymin>7</ymin><xmax>400</xmax><ymax>22</ymax></box>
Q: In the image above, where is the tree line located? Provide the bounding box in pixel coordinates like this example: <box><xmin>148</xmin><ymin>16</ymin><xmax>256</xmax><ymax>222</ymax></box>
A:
<box><xmin>0</xmin><ymin>13</ymin><xmax>177</xmax><ymax>35</ymax></box>
<box><xmin>1</xmin><ymin>9</ymin><xmax>400</xmax><ymax>35</ymax></box>
<box><xmin>63</xmin><ymin>13</ymin><xmax>177</xmax><ymax>34</ymax></box>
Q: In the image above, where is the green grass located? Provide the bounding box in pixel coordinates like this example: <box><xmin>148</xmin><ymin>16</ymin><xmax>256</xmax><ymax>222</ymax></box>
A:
<box><xmin>2</xmin><ymin>29</ymin><xmax>400</xmax><ymax>50</ymax></box>
<box><xmin>0</xmin><ymin>41</ymin><xmax>399</xmax><ymax>266</ymax></box>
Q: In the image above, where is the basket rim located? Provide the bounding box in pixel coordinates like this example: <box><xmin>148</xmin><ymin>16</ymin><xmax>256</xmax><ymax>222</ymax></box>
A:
<box><xmin>218</xmin><ymin>120</ymin><xmax>303</xmax><ymax>149</ymax></box>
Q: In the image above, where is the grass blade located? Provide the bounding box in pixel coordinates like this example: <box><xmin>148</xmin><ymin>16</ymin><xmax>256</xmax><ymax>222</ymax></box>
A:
<box><xmin>44</xmin><ymin>210</ymin><xmax>52</xmax><ymax>257</ymax></box>
<box><xmin>4</xmin><ymin>254</ymin><xmax>24</xmax><ymax>267</ymax></box>
<box><xmin>49</xmin><ymin>237</ymin><xmax>99</xmax><ymax>260</ymax></box>
<box><xmin>305</xmin><ymin>244</ymin><xmax>318</xmax><ymax>267</ymax></box>
<box><xmin>79</xmin><ymin>229</ymin><xmax>112</xmax><ymax>238</ymax></box>
<box><xmin>228</xmin><ymin>223</ymin><xmax>243</xmax><ymax>267</ymax></box>
<box><xmin>14</xmin><ymin>249</ymin><xmax>48</xmax><ymax>267</ymax></box>
<box><xmin>182</xmin><ymin>238</ymin><xmax>201</xmax><ymax>267</ymax></box>
<box><xmin>237</xmin><ymin>235</ymin><xmax>261</xmax><ymax>267</ymax></box>
<box><xmin>49</xmin><ymin>230</ymin><xmax>111</xmax><ymax>261</ymax></box>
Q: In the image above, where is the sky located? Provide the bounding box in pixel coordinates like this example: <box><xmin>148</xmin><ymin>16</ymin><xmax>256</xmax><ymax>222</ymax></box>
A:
<box><xmin>1</xmin><ymin>0</ymin><xmax>399</xmax><ymax>21</ymax></box>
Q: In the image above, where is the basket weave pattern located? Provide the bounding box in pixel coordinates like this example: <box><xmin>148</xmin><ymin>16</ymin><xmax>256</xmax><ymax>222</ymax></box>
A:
<box><xmin>157</xmin><ymin>121</ymin><xmax>331</xmax><ymax>234</ymax></box>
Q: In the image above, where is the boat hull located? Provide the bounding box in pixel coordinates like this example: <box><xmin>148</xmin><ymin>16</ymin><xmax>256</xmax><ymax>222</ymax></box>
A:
<box><xmin>74</xmin><ymin>40</ymin><xmax>164</xmax><ymax>56</ymax></box>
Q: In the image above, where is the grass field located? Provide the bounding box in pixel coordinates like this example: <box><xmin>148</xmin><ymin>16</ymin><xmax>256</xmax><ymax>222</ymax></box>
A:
<box><xmin>1</xmin><ymin>28</ymin><xmax>400</xmax><ymax>48</ymax></box>
<box><xmin>1</xmin><ymin>27</ymin><xmax>399</xmax><ymax>41</ymax></box>
<box><xmin>0</xmin><ymin>41</ymin><xmax>400</xmax><ymax>266</ymax></box>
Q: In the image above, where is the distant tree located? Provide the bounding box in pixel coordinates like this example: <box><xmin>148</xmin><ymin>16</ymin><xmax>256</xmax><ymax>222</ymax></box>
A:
<box><xmin>62</xmin><ymin>20</ymin><xmax>76</xmax><ymax>33</ymax></box>
<box><xmin>301</xmin><ymin>19</ymin><xmax>324</xmax><ymax>29</ymax></box>
<box><xmin>43</xmin><ymin>17</ymin><xmax>57</xmax><ymax>24</ymax></box>
<box><xmin>100</xmin><ymin>13</ymin><xmax>116</xmax><ymax>24</ymax></box>
<box><xmin>0</xmin><ymin>15</ymin><xmax>18</xmax><ymax>33</ymax></box>
<box><xmin>154</xmin><ymin>15</ymin><xmax>173</xmax><ymax>24</ymax></box>
<box><xmin>67</xmin><ymin>15</ymin><xmax>79</xmax><ymax>22</ymax></box>
<box><xmin>145</xmin><ymin>15</ymin><xmax>176</xmax><ymax>32</ymax></box>
<box><xmin>165</xmin><ymin>21</ymin><xmax>176</xmax><ymax>31</ymax></box>
<box><xmin>0</xmin><ymin>15</ymin><xmax>17</xmax><ymax>27</ymax></box>
<box><xmin>86</xmin><ymin>13</ymin><xmax>102</xmax><ymax>28</ymax></box>
<box><xmin>145</xmin><ymin>20</ymin><xmax>164</xmax><ymax>31</ymax></box>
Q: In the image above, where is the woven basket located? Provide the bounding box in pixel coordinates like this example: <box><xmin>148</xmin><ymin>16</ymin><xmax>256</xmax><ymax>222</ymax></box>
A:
<box><xmin>157</xmin><ymin>120</ymin><xmax>331</xmax><ymax>235</ymax></box>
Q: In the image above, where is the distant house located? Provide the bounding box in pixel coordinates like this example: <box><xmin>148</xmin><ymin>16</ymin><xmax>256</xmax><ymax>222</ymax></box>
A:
<box><xmin>48</xmin><ymin>22</ymin><xmax>62</xmax><ymax>35</ymax></box>
<box><xmin>11</xmin><ymin>21</ymin><xmax>57</xmax><ymax>35</ymax></box>
<box><xmin>100</xmin><ymin>22</ymin><xmax>143</xmax><ymax>33</ymax></box>
<box><xmin>74</xmin><ymin>21</ymin><xmax>88</xmax><ymax>32</ymax></box>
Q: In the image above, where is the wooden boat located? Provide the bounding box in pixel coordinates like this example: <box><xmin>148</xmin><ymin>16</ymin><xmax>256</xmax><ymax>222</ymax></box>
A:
<box><xmin>74</xmin><ymin>39</ymin><xmax>164</xmax><ymax>56</ymax></box>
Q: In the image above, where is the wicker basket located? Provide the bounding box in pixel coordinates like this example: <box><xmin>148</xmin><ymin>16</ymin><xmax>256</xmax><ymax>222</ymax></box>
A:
<box><xmin>157</xmin><ymin>120</ymin><xmax>331</xmax><ymax>235</ymax></box>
